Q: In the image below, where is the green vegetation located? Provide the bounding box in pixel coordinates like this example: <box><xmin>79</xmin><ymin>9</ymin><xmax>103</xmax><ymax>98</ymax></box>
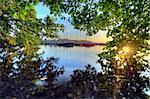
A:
<box><xmin>0</xmin><ymin>0</ymin><xmax>64</xmax><ymax>98</ymax></box>
<box><xmin>0</xmin><ymin>0</ymin><xmax>149</xmax><ymax>98</ymax></box>
<box><xmin>64</xmin><ymin>0</ymin><xmax>150</xmax><ymax>98</ymax></box>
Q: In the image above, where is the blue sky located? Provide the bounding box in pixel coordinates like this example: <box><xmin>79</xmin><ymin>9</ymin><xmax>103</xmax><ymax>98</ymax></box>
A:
<box><xmin>35</xmin><ymin>3</ymin><xmax>109</xmax><ymax>43</ymax></box>
<box><xmin>35</xmin><ymin>3</ymin><xmax>150</xmax><ymax>96</ymax></box>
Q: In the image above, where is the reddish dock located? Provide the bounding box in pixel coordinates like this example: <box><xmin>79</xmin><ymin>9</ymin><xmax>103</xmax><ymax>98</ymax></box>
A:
<box><xmin>80</xmin><ymin>44</ymin><xmax>95</xmax><ymax>47</ymax></box>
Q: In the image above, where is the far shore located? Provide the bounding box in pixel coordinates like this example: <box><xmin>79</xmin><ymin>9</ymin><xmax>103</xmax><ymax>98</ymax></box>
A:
<box><xmin>44</xmin><ymin>39</ymin><xmax>106</xmax><ymax>47</ymax></box>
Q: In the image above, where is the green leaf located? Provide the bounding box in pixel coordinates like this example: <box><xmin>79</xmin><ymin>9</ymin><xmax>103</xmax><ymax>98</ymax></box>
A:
<box><xmin>20</xmin><ymin>13</ymin><xmax>25</xmax><ymax>20</ymax></box>
<box><xmin>13</xmin><ymin>13</ymin><xmax>19</xmax><ymax>19</ymax></box>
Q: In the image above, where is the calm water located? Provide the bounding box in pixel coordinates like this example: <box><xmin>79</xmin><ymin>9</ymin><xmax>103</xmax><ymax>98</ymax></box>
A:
<box><xmin>39</xmin><ymin>45</ymin><xmax>104</xmax><ymax>80</ymax></box>
<box><xmin>38</xmin><ymin>45</ymin><xmax>150</xmax><ymax>95</ymax></box>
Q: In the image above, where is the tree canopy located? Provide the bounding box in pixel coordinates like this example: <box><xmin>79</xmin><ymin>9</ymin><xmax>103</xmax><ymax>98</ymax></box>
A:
<box><xmin>0</xmin><ymin>0</ymin><xmax>64</xmax><ymax>98</ymax></box>
<box><xmin>0</xmin><ymin>0</ymin><xmax>150</xmax><ymax>98</ymax></box>
<box><xmin>63</xmin><ymin>0</ymin><xmax>150</xmax><ymax>98</ymax></box>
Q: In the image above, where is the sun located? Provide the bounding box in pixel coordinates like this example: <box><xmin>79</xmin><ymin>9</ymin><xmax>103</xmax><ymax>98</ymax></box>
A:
<box><xmin>122</xmin><ymin>46</ymin><xmax>130</xmax><ymax>54</ymax></box>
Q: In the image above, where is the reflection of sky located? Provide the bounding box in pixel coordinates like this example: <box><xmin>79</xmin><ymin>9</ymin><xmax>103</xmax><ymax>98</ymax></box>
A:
<box><xmin>35</xmin><ymin>3</ymin><xmax>110</xmax><ymax>43</ymax></box>
<box><xmin>38</xmin><ymin>46</ymin><xmax>104</xmax><ymax>80</ymax></box>
<box><xmin>35</xmin><ymin>4</ymin><xmax>150</xmax><ymax>95</ymax></box>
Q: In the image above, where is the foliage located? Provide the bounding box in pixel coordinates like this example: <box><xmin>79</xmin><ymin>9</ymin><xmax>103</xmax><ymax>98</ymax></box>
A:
<box><xmin>0</xmin><ymin>0</ymin><xmax>64</xmax><ymax>77</ymax></box>
<box><xmin>0</xmin><ymin>0</ymin><xmax>64</xmax><ymax>98</ymax></box>
<box><xmin>41</xmin><ymin>65</ymin><xmax>148</xmax><ymax>98</ymax></box>
<box><xmin>0</xmin><ymin>0</ymin><xmax>64</xmax><ymax>56</ymax></box>
<box><xmin>64</xmin><ymin>0</ymin><xmax>150</xmax><ymax>61</ymax></box>
<box><xmin>0</xmin><ymin>0</ymin><xmax>150</xmax><ymax>98</ymax></box>
<box><xmin>0</xmin><ymin>57</ymin><xmax>64</xmax><ymax>98</ymax></box>
<box><xmin>64</xmin><ymin>65</ymin><xmax>148</xmax><ymax>98</ymax></box>
<box><xmin>63</xmin><ymin>0</ymin><xmax>150</xmax><ymax>98</ymax></box>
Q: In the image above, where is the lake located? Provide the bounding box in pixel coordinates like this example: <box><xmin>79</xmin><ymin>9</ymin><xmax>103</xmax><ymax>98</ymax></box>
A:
<box><xmin>39</xmin><ymin>45</ymin><xmax>104</xmax><ymax>80</ymax></box>
<box><xmin>38</xmin><ymin>45</ymin><xmax>150</xmax><ymax>95</ymax></box>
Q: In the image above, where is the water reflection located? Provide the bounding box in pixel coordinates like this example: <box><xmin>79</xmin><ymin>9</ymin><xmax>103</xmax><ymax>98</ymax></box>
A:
<box><xmin>38</xmin><ymin>45</ymin><xmax>104</xmax><ymax>80</ymax></box>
